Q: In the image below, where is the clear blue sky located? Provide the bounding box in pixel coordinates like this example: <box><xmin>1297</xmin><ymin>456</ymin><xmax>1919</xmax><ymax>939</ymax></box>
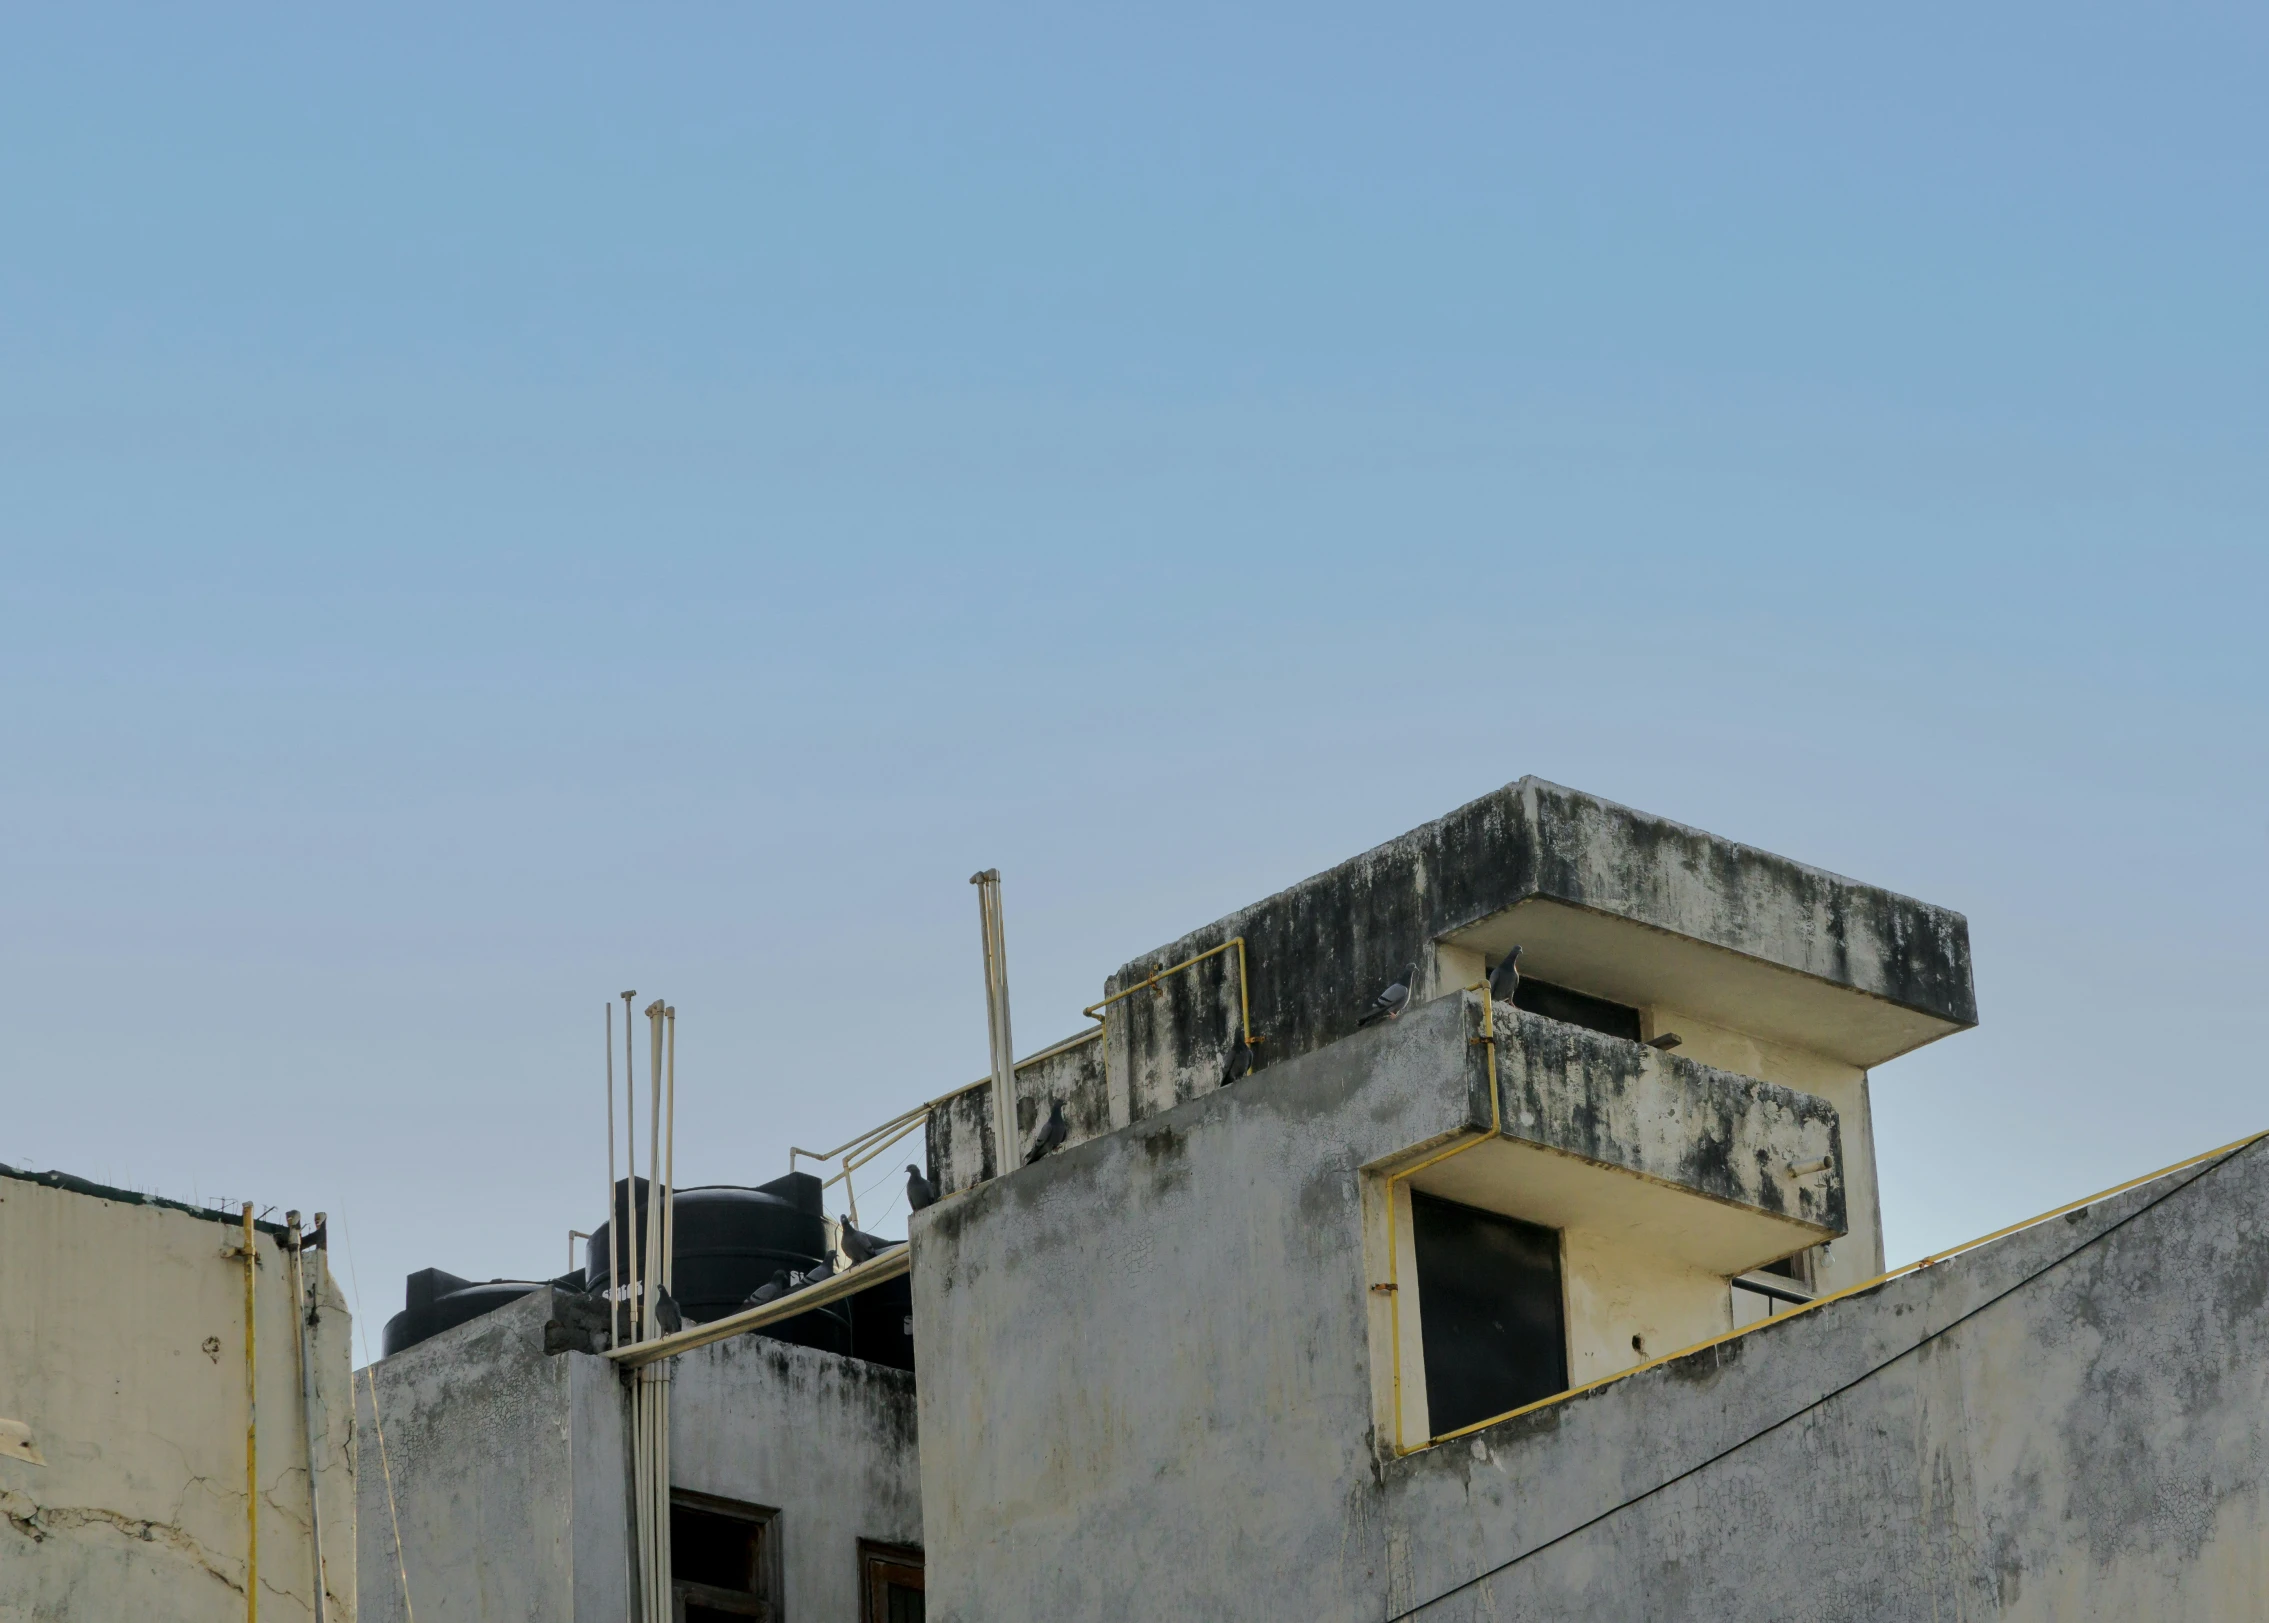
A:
<box><xmin>4</xmin><ymin>7</ymin><xmax>2263</xmax><ymax>1345</ymax></box>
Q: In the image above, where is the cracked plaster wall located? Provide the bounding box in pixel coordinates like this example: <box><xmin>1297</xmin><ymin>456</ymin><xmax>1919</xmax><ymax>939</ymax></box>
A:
<box><xmin>0</xmin><ymin>1174</ymin><xmax>355</xmax><ymax>1623</ymax></box>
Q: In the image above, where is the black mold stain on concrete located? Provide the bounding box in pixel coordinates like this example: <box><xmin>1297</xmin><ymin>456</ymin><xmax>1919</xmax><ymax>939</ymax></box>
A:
<box><xmin>1105</xmin><ymin>778</ymin><xmax>1975</xmax><ymax>1119</ymax></box>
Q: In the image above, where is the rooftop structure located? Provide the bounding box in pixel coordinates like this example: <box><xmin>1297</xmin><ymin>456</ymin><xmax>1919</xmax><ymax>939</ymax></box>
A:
<box><xmin>351</xmin><ymin>777</ymin><xmax>2269</xmax><ymax>1623</ymax></box>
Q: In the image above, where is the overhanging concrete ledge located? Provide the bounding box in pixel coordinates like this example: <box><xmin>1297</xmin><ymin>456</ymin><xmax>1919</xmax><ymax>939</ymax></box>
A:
<box><xmin>1107</xmin><ymin>778</ymin><xmax>1976</xmax><ymax>1111</ymax></box>
<box><xmin>1392</xmin><ymin>998</ymin><xmax>1844</xmax><ymax>1276</ymax></box>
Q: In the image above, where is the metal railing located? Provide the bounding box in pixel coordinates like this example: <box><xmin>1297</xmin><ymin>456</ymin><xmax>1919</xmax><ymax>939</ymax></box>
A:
<box><xmin>790</xmin><ymin>936</ymin><xmax>1257</xmax><ymax>1222</ymax></box>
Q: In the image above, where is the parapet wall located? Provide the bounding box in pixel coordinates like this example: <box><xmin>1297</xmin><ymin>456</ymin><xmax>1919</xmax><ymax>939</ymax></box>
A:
<box><xmin>0</xmin><ymin>1169</ymin><xmax>355</xmax><ymax>1622</ymax></box>
<box><xmin>1103</xmin><ymin>777</ymin><xmax>1974</xmax><ymax>1116</ymax></box>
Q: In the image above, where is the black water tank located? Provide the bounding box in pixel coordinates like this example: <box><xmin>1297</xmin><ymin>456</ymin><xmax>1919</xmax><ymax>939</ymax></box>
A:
<box><xmin>587</xmin><ymin>1171</ymin><xmax>849</xmax><ymax>1354</ymax></box>
<box><xmin>382</xmin><ymin>1268</ymin><xmax>546</xmax><ymax>1357</ymax></box>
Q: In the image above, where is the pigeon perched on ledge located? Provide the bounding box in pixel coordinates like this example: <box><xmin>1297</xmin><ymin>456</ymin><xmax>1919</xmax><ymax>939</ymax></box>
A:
<box><xmin>839</xmin><ymin>1218</ymin><xmax>900</xmax><ymax>1266</ymax></box>
<box><xmin>1024</xmin><ymin>1099</ymin><xmax>1067</xmax><ymax>1165</ymax></box>
<box><xmin>1358</xmin><ymin>963</ymin><xmax>1419</xmax><ymax>1027</ymax></box>
<box><xmin>1488</xmin><ymin>945</ymin><xmax>1523</xmax><ymax>1004</ymax></box>
<box><xmin>744</xmin><ymin>1270</ymin><xmax>793</xmax><ymax>1309</ymax></box>
<box><xmin>1222</xmin><ymin>1037</ymin><xmax>1256</xmax><ymax>1085</ymax></box>
<box><xmin>906</xmin><ymin>1164</ymin><xmax>938</xmax><ymax>1212</ymax></box>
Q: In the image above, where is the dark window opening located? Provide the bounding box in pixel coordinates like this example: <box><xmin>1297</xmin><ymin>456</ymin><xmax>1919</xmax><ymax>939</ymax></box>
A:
<box><xmin>1760</xmin><ymin>1249</ymin><xmax>1813</xmax><ymax>1287</ymax></box>
<box><xmin>860</xmin><ymin>1540</ymin><xmax>925</xmax><ymax>1623</ymax></box>
<box><xmin>1410</xmin><ymin>1192</ymin><xmax>1568</xmax><ymax>1435</ymax></box>
<box><xmin>671</xmin><ymin>1490</ymin><xmax>780</xmax><ymax>1620</ymax></box>
<box><xmin>1510</xmin><ymin>978</ymin><xmax>1643</xmax><ymax>1043</ymax></box>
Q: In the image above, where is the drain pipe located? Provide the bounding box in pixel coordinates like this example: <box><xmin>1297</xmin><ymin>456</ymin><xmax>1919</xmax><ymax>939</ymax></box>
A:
<box><xmin>238</xmin><ymin>1202</ymin><xmax>259</xmax><ymax>1623</ymax></box>
<box><xmin>286</xmin><ymin>1213</ymin><xmax>330</xmax><ymax>1622</ymax></box>
<box><xmin>971</xmin><ymin>869</ymin><xmax>1018</xmax><ymax>1174</ymax></box>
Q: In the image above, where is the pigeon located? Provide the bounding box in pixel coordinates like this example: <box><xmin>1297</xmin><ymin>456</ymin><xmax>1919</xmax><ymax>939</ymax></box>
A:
<box><xmin>1222</xmin><ymin>1037</ymin><xmax>1256</xmax><ymax>1085</ymax></box>
<box><xmin>744</xmin><ymin>1269</ymin><xmax>793</xmax><ymax>1308</ymax></box>
<box><xmin>906</xmin><ymin>1164</ymin><xmax>938</xmax><ymax>1212</ymax></box>
<box><xmin>652</xmin><ymin>1286</ymin><xmax>683</xmax><ymax>1336</ymax></box>
<box><xmin>1488</xmin><ymin>945</ymin><xmax>1523</xmax><ymax>1004</ymax></box>
<box><xmin>1023</xmin><ymin>1099</ymin><xmax>1067</xmax><ymax>1166</ymax></box>
<box><xmin>839</xmin><ymin>1218</ymin><xmax>900</xmax><ymax>1266</ymax></box>
<box><xmin>1358</xmin><ymin>963</ymin><xmax>1419</xmax><ymax>1027</ymax></box>
<box><xmin>798</xmin><ymin>1258</ymin><xmax>835</xmax><ymax>1287</ymax></box>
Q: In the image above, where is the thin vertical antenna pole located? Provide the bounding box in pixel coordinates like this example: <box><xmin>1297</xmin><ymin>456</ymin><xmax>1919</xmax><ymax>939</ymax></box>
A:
<box><xmin>241</xmin><ymin>1202</ymin><xmax>258</xmax><ymax>1623</ymax></box>
<box><xmin>606</xmin><ymin>1003</ymin><xmax>623</xmax><ymax>1344</ymax></box>
<box><xmin>662</xmin><ymin>1007</ymin><xmax>677</xmax><ymax>1293</ymax></box>
<box><xmin>622</xmin><ymin>991</ymin><xmax>641</xmax><ymax>1342</ymax></box>
<box><xmin>644</xmin><ymin>1000</ymin><xmax>665</xmax><ymax>1322</ymax></box>
<box><xmin>970</xmin><ymin>869</ymin><xmax>1017</xmax><ymax>1175</ymax></box>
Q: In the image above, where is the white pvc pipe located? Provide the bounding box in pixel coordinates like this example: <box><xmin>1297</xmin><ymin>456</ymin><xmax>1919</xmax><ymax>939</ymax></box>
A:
<box><xmin>622</xmin><ymin>992</ymin><xmax>642</xmax><ymax>1343</ymax></box>
<box><xmin>663</xmin><ymin>1007</ymin><xmax>677</xmax><ymax>1294</ymax></box>
<box><xmin>606</xmin><ymin>1003</ymin><xmax>624</xmax><ymax>1345</ymax></box>
<box><xmin>971</xmin><ymin>869</ymin><xmax>1018</xmax><ymax>1174</ymax></box>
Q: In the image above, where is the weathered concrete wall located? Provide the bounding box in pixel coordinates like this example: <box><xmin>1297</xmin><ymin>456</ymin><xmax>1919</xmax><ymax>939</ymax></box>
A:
<box><xmin>1560</xmin><ymin>1228</ymin><xmax>1731</xmax><ymax>1385</ymax></box>
<box><xmin>1650</xmin><ymin>1004</ymin><xmax>1887</xmax><ymax>1285</ymax></box>
<box><xmin>1103</xmin><ymin>776</ymin><xmax>1974</xmax><ymax>1113</ymax></box>
<box><xmin>1489</xmin><ymin>1005</ymin><xmax>1844</xmax><ymax>1237</ymax></box>
<box><xmin>1382</xmin><ymin>1137</ymin><xmax>2269</xmax><ymax>1622</ymax></box>
<box><xmin>672</xmin><ymin>1333</ymin><xmax>921</xmax><ymax>1616</ymax></box>
<box><xmin>0</xmin><ymin>1169</ymin><xmax>355</xmax><ymax>1622</ymax></box>
<box><xmin>358</xmin><ymin>1288</ymin><xmax>919</xmax><ymax>1622</ymax></box>
<box><xmin>917</xmin><ymin>1089</ymin><xmax>2269</xmax><ymax>1623</ymax></box>
<box><xmin>912</xmin><ymin>995</ymin><xmax>1842</xmax><ymax>1620</ymax></box>
<box><xmin>356</xmin><ymin>1289</ymin><xmax>626</xmax><ymax>1623</ymax></box>
<box><xmin>913</xmin><ymin>1007</ymin><xmax>1425</xmax><ymax>1622</ymax></box>
<box><xmin>930</xmin><ymin>1030</ymin><xmax>1106</xmax><ymax>1198</ymax></box>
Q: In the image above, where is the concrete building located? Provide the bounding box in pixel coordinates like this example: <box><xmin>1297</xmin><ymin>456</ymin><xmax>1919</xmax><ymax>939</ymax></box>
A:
<box><xmin>355</xmin><ymin>777</ymin><xmax>2268</xmax><ymax>1622</ymax></box>
<box><xmin>0</xmin><ymin>1166</ymin><xmax>355</xmax><ymax>1622</ymax></box>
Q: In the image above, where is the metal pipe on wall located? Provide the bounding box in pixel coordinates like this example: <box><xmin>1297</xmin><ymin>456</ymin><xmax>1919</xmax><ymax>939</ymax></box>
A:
<box><xmin>622</xmin><ymin>991</ymin><xmax>641</xmax><ymax>1342</ymax></box>
<box><xmin>239</xmin><ymin>1202</ymin><xmax>258</xmax><ymax>1623</ymax></box>
<box><xmin>638</xmin><ymin>997</ymin><xmax>673</xmax><ymax>1623</ymax></box>
<box><xmin>970</xmin><ymin>869</ymin><xmax>1018</xmax><ymax>1172</ymax></box>
<box><xmin>607</xmin><ymin>1003</ymin><xmax>624</xmax><ymax>1345</ymax></box>
<box><xmin>286</xmin><ymin>1213</ymin><xmax>331</xmax><ymax>1623</ymax></box>
<box><xmin>644</xmin><ymin>1000</ymin><xmax>665</xmax><ymax>1323</ymax></box>
<box><xmin>663</xmin><ymin>1007</ymin><xmax>677</xmax><ymax>1294</ymax></box>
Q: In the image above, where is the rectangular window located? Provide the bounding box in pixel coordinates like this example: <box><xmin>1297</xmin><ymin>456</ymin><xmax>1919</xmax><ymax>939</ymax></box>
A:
<box><xmin>860</xmin><ymin>1540</ymin><xmax>925</xmax><ymax>1623</ymax></box>
<box><xmin>1510</xmin><ymin>978</ymin><xmax>1643</xmax><ymax>1043</ymax></box>
<box><xmin>1410</xmin><ymin>1192</ymin><xmax>1568</xmax><ymax>1434</ymax></box>
<box><xmin>671</xmin><ymin>1490</ymin><xmax>781</xmax><ymax>1621</ymax></box>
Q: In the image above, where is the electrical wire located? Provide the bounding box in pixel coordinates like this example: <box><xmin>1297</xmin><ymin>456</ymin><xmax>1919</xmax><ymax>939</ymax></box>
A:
<box><xmin>1380</xmin><ymin>1138</ymin><xmax>2260</xmax><ymax>1620</ymax></box>
<box><xmin>340</xmin><ymin>1222</ymin><xmax>417</xmax><ymax>1623</ymax></box>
